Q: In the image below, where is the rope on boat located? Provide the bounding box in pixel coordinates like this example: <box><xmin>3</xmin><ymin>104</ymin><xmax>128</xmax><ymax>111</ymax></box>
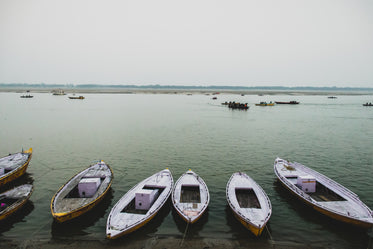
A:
<box><xmin>179</xmin><ymin>221</ymin><xmax>189</xmax><ymax>247</ymax></box>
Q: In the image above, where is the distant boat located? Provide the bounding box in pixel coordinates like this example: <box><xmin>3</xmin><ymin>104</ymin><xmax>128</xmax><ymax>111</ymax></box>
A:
<box><xmin>172</xmin><ymin>169</ymin><xmax>209</xmax><ymax>223</ymax></box>
<box><xmin>226</xmin><ymin>102</ymin><xmax>249</xmax><ymax>110</ymax></box>
<box><xmin>0</xmin><ymin>148</ymin><xmax>33</xmax><ymax>187</ymax></box>
<box><xmin>69</xmin><ymin>96</ymin><xmax>85</xmax><ymax>100</ymax></box>
<box><xmin>53</xmin><ymin>89</ymin><xmax>66</xmax><ymax>95</ymax></box>
<box><xmin>226</xmin><ymin>172</ymin><xmax>272</xmax><ymax>236</ymax></box>
<box><xmin>106</xmin><ymin>169</ymin><xmax>173</xmax><ymax>239</ymax></box>
<box><xmin>212</xmin><ymin>97</ymin><xmax>217</xmax><ymax>100</ymax></box>
<box><xmin>274</xmin><ymin>157</ymin><xmax>373</xmax><ymax>228</ymax></box>
<box><xmin>0</xmin><ymin>184</ymin><xmax>33</xmax><ymax>221</ymax></box>
<box><xmin>51</xmin><ymin>160</ymin><xmax>113</xmax><ymax>222</ymax></box>
<box><xmin>275</xmin><ymin>101</ymin><xmax>299</xmax><ymax>105</ymax></box>
<box><xmin>20</xmin><ymin>90</ymin><xmax>33</xmax><ymax>98</ymax></box>
<box><xmin>363</xmin><ymin>103</ymin><xmax>373</xmax><ymax>106</ymax></box>
<box><xmin>255</xmin><ymin>102</ymin><xmax>274</xmax><ymax>106</ymax></box>
<box><xmin>328</xmin><ymin>96</ymin><xmax>337</xmax><ymax>99</ymax></box>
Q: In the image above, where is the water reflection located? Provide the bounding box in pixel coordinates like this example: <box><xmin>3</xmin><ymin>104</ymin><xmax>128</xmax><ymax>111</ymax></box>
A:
<box><xmin>51</xmin><ymin>188</ymin><xmax>114</xmax><ymax>239</ymax></box>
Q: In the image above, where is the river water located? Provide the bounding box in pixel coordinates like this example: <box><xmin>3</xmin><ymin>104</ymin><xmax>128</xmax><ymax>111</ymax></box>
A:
<box><xmin>0</xmin><ymin>92</ymin><xmax>372</xmax><ymax>248</ymax></box>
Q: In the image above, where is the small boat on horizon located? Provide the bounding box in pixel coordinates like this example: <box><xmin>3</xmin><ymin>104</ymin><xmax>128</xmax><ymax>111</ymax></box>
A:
<box><xmin>172</xmin><ymin>169</ymin><xmax>209</xmax><ymax>224</ymax></box>
<box><xmin>0</xmin><ymin>184</ymin><xmax>33</xmax><ymax>221</ymax></box>
<box><xmin>363</xmin><ymin>102</ymin><xmax>372</xmax><ymax>106</ymax></box>
<box><xmin>106</xmin><ymin>169</ymin><xmax>173</xmax><ymax>239</ymax></box>
<box><xmin>255</xmin><ymin>102</ymin><xmax>274</xmax><ymax>106</ymax></box>
<box><xmin>20</xmin><ymin>90</ymin><xmax>33</xmax><ymax>98</ymax></box>
<box><xmin>68</xmin><ymin>95</ymin><xmax>85</xmax><ymax>100</ymax></box>
<box><xmin>275</xmin><ymin>101</ymin><xmax>299</xmax><ymax>105</ymax></box>
<box><xmin>51</xmin><ymin>160</ymin><xmax>113</xmax><ymax>222</ymax></box>
<box><xmin>0</xmin><ymin>148</ymin><xmax>33</xmax><ymax>187</ymax></box>
<box><xmin>274</xmin><ymin>157</ymin><xmax>373</xmax><ymax>228</ymax></box>
<box><xmin>328</xmin><ymin>96</ymin><xmax>337</xmax><ymax>99</ymax></box>
<box><xmin>226</xmin><ymin>172</ymin><xmax>272</xmax><ymax>236</ymax></box>
<box><xmin>52</xmin><ymin>89</ymin><xmax>66</xmax><ymax>95</ymax></box>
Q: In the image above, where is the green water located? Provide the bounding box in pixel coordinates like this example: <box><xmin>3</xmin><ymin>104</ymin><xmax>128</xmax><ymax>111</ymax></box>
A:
<box><xmin>0</xmin><ymin>92</ymin><xmax>373</xmax><ymax>248</ymax></box>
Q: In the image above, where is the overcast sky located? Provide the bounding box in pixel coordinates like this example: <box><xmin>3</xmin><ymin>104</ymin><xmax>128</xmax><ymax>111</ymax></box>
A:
<box><xmin>1</xmin><ymin>0</ymin><xmax>372</xmax><ymax>87</ymax></box>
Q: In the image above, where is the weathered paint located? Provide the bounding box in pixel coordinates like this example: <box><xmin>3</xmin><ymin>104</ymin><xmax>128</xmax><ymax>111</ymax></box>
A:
<box><xmin>50</xmin><ymin>162</ymin><xmax>113</xmax><ymax>222</ymax></box>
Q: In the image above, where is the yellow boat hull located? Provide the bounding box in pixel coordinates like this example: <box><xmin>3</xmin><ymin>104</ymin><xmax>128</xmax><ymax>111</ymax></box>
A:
<box><xmin>51</xmin><ymin>173</ymin><xmax>113</xmax><ymax>223</ymax></box>
<box><xmin>0</xmin><ymin>186</ymin><xmax>33</xmax><ymax>221</ymax></box>
<box><xmin>232</xmin><ymin>209</ymin><xmax>265</xmax><ymax>236</ymax></box>
<box><xmin>0</xmin><ymin>148</ymin><xmax>32</xmax><ymax>187</ymax></box>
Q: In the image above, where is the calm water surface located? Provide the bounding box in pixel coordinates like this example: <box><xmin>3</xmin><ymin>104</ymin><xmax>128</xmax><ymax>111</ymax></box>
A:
<box><xmin>0</xmin><ymin>92</ymin><xmax>373</xmax><ymax>248</ymax></box>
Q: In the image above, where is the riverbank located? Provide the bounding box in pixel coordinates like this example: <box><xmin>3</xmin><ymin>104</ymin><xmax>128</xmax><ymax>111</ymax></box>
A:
<box><xmin>1</xmin><ymin>87</ymin><xmax>372</xmax><ymax>96</ymax></box>
<box><xmin>1</xmin><ymin>236</ymin><xmax>319</xmax><ymax>249</ymax></box>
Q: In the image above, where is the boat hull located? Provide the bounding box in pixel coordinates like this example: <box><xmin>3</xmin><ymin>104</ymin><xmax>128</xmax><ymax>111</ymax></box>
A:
<box><xmin>231</xmin><ymin>210</ymin><xmax>264</xmax><ymax>236</ymax></box>
<box><xmin>274</xmin><ymin>158</ymin><xmax>373</xmax><ymax>228</ymax></box>
<box><xmin>0</xmin><ymin>184</ymin><xmax>33</xmax><ymax>221</ymax></box>
<box><xmin>226</xmin><ymin>172</ymin><xmax>271</xmax><ymax>236</ymax></box>
<box><xmin>106</xmin><ymin>169</ymin><xmax>173</xmax><ymax>239</ymax></box>
<box><xmin>51</xmin><ymin>161</ymin><xmax>113</xmax><ymax>222</ymax></box>
<box><xmin>172</xmin><ymin>170</ymin><xmax>210</xmax><ymax>224</ymax></box>
<box><xmin>0</xmin><ymin>148</ymin><xmax>32</xmax><ymax>187</ymax></box>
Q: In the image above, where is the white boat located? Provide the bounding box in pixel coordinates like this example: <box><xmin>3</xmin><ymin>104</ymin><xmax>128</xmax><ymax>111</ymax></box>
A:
<box><xmin>172</xmin><ymin>169</ymin><xmax>209</xmax><ymax>223</ymax></box>
<box><xmin>274</xmin><ymin>157</ymin><xmax>373</xmax><ymax>228</ymax></box>
<box><xmin>106</xmin><ymin>169</ymin><xmax>173</xmax><ymax>239</ymax></box>
<box><xmin>226</xmin><ymin>172</ymin><xmax>272</xmax><ymax>236</ymax></box>
<box><xmin>0</xmin><ymin>148</ymin><xmax>33</xmax><ymax>187</ymax></box>
<box><xmin>51</xmin><ymin>160</ymin><xmax>113</xmax><ymax>222</ymax></box>
<box><xmin>0</xmin><ymin>184</ymin><xmax>33</xmax><ymax>221</ymax></box>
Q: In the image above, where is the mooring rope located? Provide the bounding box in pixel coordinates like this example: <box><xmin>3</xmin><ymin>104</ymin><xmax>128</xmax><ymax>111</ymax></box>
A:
<box><xmin>179</xmin><ymin>221</ymin><xmax>190</xmax><ymax>247</ymax></box>
<box><xmin>265</xmin><ymin>225</ymin><xmax>275</xmax><ymax>248</ymax></box>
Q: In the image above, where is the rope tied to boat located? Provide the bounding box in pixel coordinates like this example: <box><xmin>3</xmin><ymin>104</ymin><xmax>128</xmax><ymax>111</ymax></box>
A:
<box><xmin>265</xmin><ymin>225</ymin><xmax>275</xmax><ymax>248</ymax></box>
<box><xmin>179</xmin><ymin>220</ymin><xmax>190</xmax><ymax>247</ymax></box>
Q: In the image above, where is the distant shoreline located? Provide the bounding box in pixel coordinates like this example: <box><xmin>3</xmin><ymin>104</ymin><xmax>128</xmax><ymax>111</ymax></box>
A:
<box><xmin>1</xmin><ymin>87</ymin><xmax>373</xmax><ymax>96</ymax></box>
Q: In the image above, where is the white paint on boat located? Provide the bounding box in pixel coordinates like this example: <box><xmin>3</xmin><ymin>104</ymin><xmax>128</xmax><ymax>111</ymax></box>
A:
<box><xmin>226</xmin><ymin>172</ymin><xmax>271</xmax><ymax>232</ymax></box>
<box><xmin>274</xmin><ymin>157</ymin><xmax>373</xmax><ymax>227</ymax></box>
<box><xmin>106</xmin><ymin>168</ymin><xmax>173</xmax><ymax>239</ymax></box>
<box><xmin>172</xmin><ymin>169</ymin><xmax>209</xmax><ymax>223</ymax></box>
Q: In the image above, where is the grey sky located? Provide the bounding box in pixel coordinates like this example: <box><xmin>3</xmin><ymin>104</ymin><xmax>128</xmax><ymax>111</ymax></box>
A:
<box><xmin>1</xmin><ymin>0</ymin><xmax>372</xmax><ymax>87</ymax></box>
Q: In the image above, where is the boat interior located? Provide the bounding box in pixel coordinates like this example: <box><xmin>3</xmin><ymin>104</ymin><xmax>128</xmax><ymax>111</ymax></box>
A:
<box><xmin>64</xmin><ymin>176</ymin><xmax>106</xmax><ymax>198</ymax></box>
<box><xmin>121</xmin><ymin>186</ymin><xmax>165</xmax><ymax>214</ymax></box>
<box><xmin>286</xmin><ymin>176</ymin><xmax>346</xmax><ymax>202</ymax></box>
<box><xmin>0</xmin><ymin>197</ymin><xmax>17</xmax><ymax>211</ymax></box>
<box><xmin>180</xmin><ymin>185</ymin><xmax>201</xmax><ymax>203</ymax></box>
<box><xmin>235</xmin><ymin>188</ymin><xmax>261</xmax><ymax>208</ymax></box>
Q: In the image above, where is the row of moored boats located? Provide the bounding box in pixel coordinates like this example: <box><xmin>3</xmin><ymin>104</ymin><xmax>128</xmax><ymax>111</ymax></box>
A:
<box><xmin>1</xmin><ymin>148</ymin><xmax>373</xmax><ymax>239</ymax></box>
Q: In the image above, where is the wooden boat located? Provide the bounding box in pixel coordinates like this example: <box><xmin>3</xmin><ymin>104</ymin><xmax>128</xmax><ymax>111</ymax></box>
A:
<box><xmin>69</xmin><ymin>96</ymin><xmax>85</xmax><ymax>100</ymax></box>
<box><xmin>274</xmin><ymin>157</ymin><xmax>373</xmax><ymax>228</ymax></box>
<box><xmin>172</xmin><ymin>169</ymin><xmax>209</xmax><ymax>223</ymax></box>
<box><xmin>227</xmin><ymin>102</ymin><xmax>249</xmax><ymax>110</ymax></box>
<box><xmin>51</xmin><ymin>160</ymin><xmax>113</xmax><ymax>222</ymax></box>
<box><xmin>226</xmin><ymin>172</ymin><xmax>272</xmax><ymax>236</ymax></box>
<box><xmin>0</xmin><ymin>148</ymin><xmax>33</xmax><ymax>187</ymax></box>
<box><xmin>0</xmin><ymin>184</ymin><xmax>33</xmax><ymax>221</ymax></box>
<box><xmin>20</xmin><ymin>95</ymin><xmax>34</xmax><ymax>98</ymax></box>
<box><xmin>275</xmin><ymin>101</ymin><xmax>299</xmax><ymax>105</ymax></box>
<box><xmin>106</xmin><ymin>169</ymin><xmax>173</xmax><ymax>239</ymax></box>
<box><xmin>52</xmin><ymin>89</ymin><xmax>66</xmax><ymax>95</ymax></box>
<box><xmin>255</xmin><ymin>102</ymin><xmax>274</xmax><ymax>106</ymax></box>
